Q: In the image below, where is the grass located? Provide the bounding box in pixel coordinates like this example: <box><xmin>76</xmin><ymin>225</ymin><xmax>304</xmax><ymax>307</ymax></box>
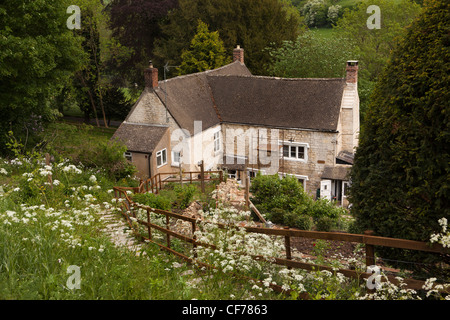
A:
<box><xmin>62</xmin><ymin>103</ymin><xmax>84</xmax><ymax>118</ymax></box>
<box><xmin>309</xmin><ymin>27</ymin><xmax>339</xmax><ymax>39</ymax></box>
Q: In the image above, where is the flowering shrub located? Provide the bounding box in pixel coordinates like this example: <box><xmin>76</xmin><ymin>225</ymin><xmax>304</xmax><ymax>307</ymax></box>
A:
<box><xmin>430</xmin><ymin>218</ymin><xmax>449</xmax><ymax>248</ymax></box>
<box><xmin>301</xmin><ymin>0</ymin><xmax>342</xmax><ymax>28</ymax></box>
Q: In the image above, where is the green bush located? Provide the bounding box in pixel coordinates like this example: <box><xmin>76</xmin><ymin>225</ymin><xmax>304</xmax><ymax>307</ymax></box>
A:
<box><xmin>132</xmin><ymin>192</ymin><xmax>171</xmax><ymax>211</ymax></box>
<box><xmin>315</xmin><ymin>216</ymin><xmax>334</xmax><ymax>232</ymax></box>
<box><xmin>174</xmin><ymin>184</ymin><xmax>198</xmax><ymax>209</ymax></box>
<box><xmin>250</xmin><ymin>173</ymin><xmax>311</xmax><ymax>213</ymax></box>
<box><xmin>41</xmin><ymin>123</ymin><xmax>136</xmax><ymax>181</ymax></box>
<box><xmin>285</xmin><ymin>212</ymin><xmax>314</xmax><ymax>230</ymax></box>
<box><xmin>268</xmin><ymin>208</ymin><xmax>287</xmax><ymax>225</ymax></box>
<box><xmin>308</xmin><ymin>198</ymin><xmax>345</xmax><ymax>220</ymax></box>
<box><xmin>251</xmin><ymin>173</ymin><xmax>347</xmax><ymax>231</ymax></box>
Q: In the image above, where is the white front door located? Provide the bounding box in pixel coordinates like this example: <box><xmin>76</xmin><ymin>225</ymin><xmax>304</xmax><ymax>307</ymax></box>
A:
<box><xmin>342</xmin><ymin>181</ymin><xmax>348</xmax><ymax>205</ymax></box>
<box><xmin>320</xmin><ymin>180</ymin><xmax>332</xmax><ymax>200</ymax></box>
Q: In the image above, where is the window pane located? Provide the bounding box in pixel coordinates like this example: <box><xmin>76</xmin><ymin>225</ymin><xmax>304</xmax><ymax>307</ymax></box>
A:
<box><xmin>298</xmin><ymin>146</ymin><xmax>305</xmax><ymax>159</ymax></box>
<box><xmin>290</xmin><ymin>146</ymin><xmax>296</xmax><ymax>158</ymax></box>
<box><xmin>214</xmin><ymin>132</ymin><xmax>221</xmax><ymax>152</ymax></box>
<box><xmin>157</xmin><ymin>154</ymin><xmax>162</xmax><ymax>166</ymax></box>
<box><xmin>214</xmin><ymin>139</ymin><xmax>219</xmax><ymax>152</ymax></box>
<box><xmin>283</xmin><ymin>145</ymin><xmax>289</xmax><ymax>157</ymax></box>
<box><xmin>162</xmin><ymin>150</ymin><xmax>167</xmax><ymax>163</ymax></box>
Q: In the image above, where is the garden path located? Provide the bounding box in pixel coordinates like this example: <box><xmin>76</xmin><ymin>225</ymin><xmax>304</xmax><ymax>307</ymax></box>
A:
<box><xmin>96</xmin><ymin>210</ymin><xmax>145</xmax><ymax>256</ymax></box>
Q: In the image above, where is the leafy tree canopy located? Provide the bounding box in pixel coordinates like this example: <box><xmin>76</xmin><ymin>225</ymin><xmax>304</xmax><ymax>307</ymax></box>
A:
<box><xmin>334</xmin><ymin>0</ymin><xmax>422</xmax><ymax>81</ymax></box>
<box><xmin>268</xmin><ymin>30</ymin><xmax>356</xmax><ymax>78</ymax></box>
<box><xmin>0</xmin><ymin>0</ymin><xmax>86</xmax><ymax>154</ymax></box>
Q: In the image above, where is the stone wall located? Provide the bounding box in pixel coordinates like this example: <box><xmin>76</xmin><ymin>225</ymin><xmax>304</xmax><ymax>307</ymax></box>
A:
<box><xmin>221</xmin><ymin>123</ymin><xmax>338</xmax><ymax>195</ymax></box>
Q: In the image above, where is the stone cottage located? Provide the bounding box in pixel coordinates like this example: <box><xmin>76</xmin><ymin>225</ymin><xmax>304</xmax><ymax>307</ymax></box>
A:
<box><xmin>111</xmin><ymin>47</ymin><xmax>359</xmax><ymax>205</ymax></box>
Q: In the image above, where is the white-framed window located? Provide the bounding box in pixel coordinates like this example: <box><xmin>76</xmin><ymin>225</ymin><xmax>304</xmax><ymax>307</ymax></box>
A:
<box><xmin>247</xmin><ymin>168</ymin><xmax>265</xmax><ymax>179</ymax></box>
<box><xmin>278</xmin><ymin>172</ymin><xmax>308</xmax><ymax>191</ymax></box>
<box><xmin>124</xmin><ymin>152</ymin><xmax>132</xmax><ymax>162</ymax></box>
<box><xmin>228</xmin><ymin>170</ymin><xmax>237</xmax><ymax>179</ymax></box>
<box><xmin>156</xmin><ymin>148</ymin><xmax>167</xmax><ymax>167</ymax></box>
<box><xmin>280</xmin><ymin>141</ymin><xmax>309</xmax><ymax>162</ymax></box>
<box><xmin>214</xmin><ymin>130</ymin><xmax>221</xmax><ymax>153</ymax></box>
<box><xmin>172</xmin><ymin>151</ymin><xmax>181</xmax><ymax>167</ymax></box>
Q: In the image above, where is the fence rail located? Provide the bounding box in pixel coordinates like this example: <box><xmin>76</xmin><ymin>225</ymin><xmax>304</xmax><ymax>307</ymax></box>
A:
<box><xmin>134</xmin><ymin>170</ymin><xmax>223</xmax><ymax>194</ymax></box>
<box><xmin>113</xmin><ymin>178</ymin><xmax>449</xmax><ymax>296</ymax></box>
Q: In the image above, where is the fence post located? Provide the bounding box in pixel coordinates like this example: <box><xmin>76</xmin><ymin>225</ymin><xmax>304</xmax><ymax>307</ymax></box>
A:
<box><xmin>200</xmin><ymin>161</ymin><xmax>205</xmax><ymax>193</ymax></box>
<box><xmin>192</xmin><ymin>221</ymin><xmax>197</xmax><ymax>259</ymax></box>
<box><xmin>284</xmin><ymin>226</ymin><xmax>292</xmax><ymax>268</ymax></box>
<box><xmin>219</xmin><ymin>170</ymin><xmax>223</xmax><ymax>183</ymax></box>
<box><xmin>245</xmin><ymin>175</ymin><xmax>250</xmax><ymax>210</ymax></box>
<box><xmin>147</xmin><ymin>209</ymin><xmax>152</xmax><ymax>240</ymax></box>
<box><xmin>364</xmin><ymin>230</ymin><xmax>376</xmax><ymax>267</ymax></box>
<box><xmin>166</xmin><ymin>215</ymin><xmax>171</xmax><ymax>248</ymax></box>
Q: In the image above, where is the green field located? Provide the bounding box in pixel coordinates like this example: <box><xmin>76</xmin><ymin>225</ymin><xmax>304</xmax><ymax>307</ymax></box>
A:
<box><xmin>309</xmin><ymin>27</ymin><xmax>339</xmax><ymax>39</ymax></box>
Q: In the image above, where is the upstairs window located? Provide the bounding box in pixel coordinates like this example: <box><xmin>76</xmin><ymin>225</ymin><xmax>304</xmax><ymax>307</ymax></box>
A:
<box><xmin>282</xmin><ymin>145</ymin><xmax>306</xmax><ymax>160</ymax></box>
<box><xmin>214</xmin><ymin>131</ymin><xmax>221</xmax><ymax>153</ymax></box>
<box><xmin>172</xmin><ymin>151</ymin><xmax>181</xmax><ymax>167</ymax></box>
<box><xmin>156</xmin><ymin>149</ymin><xmax>167</xmax><ymax>167</ymax></box>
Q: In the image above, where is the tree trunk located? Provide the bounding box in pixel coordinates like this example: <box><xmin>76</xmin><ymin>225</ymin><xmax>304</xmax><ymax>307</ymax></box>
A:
<box><xmin>77</xmin><ymin>72</ymin><xmax>99</xmax><ymax>127</ymax></box>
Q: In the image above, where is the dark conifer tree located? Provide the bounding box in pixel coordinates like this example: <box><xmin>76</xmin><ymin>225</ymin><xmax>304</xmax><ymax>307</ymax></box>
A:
<box><xmin>349</xmin><ymin>0</ymin><xmax>449</xmax><ymax>268</ymax></box>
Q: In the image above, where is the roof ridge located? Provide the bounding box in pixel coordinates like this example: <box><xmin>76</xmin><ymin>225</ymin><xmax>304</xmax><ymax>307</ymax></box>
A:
<box><xmin>123</xmin><ymin>121</ymin><xmax>169</xmax><ymax>128</ymax></box>
<box><xmin>158</xmin><ymin>60</ymin><xmax>243</xmax><ymax>84</ymax></box>
<box><xmin>207</xmin><ymin>74</ymin><xmax>345</xmax><ymax>81</ymax></box>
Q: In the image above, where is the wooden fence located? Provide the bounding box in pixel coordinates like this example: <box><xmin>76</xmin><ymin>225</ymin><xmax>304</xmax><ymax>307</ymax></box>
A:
<box><xmin>134</xmin><ymin>169</ymin><xmax>223</xmax><ymax>194</ymax></box>
<box><xmin>113</xmin><ymin>177</ymin><xmax>449</xmax><ymax>296</ymax></box>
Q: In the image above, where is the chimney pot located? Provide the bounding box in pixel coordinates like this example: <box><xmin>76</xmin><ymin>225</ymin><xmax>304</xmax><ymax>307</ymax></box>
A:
<box><xmin>346</xmin><ymin>60</ymin><xmax>358</xmax><ymax>84</ymax></box>
<box><xmin>233</xmin><ymin>45</ymin><xmax>244</xmax><ymax>64</ymax></box>
<box><xmin>145</xmin><ymin>62</ymin><xmax>158</xmax><ymax>89</ymax></box>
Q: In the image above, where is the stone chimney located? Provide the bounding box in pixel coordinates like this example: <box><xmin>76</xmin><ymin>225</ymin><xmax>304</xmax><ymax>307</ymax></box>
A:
<box><xmin>144</xmin><ymin>61</ymin><xmax>158</xmax><ymax>89</ymax></box>
<box><xmin>233</xmin><ymin>45</ymin><xmax>244</xmax><ymax>64</ymax></box>
<box><xmin>346</xmin><ymin>60</ymin><xmax>358</xmax><ymax>84</ymax></box>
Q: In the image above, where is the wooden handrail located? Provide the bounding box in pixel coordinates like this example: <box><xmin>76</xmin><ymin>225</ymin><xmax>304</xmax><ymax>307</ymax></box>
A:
<box><xmin>136</xmin><ymin>170</ymin><xmax>224</xmax><ymax>195</ymax></box>
<box><xmin>114</xmin><ymin>185</ymin><xmax>449</xmax><ymax>255</ymax></box>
